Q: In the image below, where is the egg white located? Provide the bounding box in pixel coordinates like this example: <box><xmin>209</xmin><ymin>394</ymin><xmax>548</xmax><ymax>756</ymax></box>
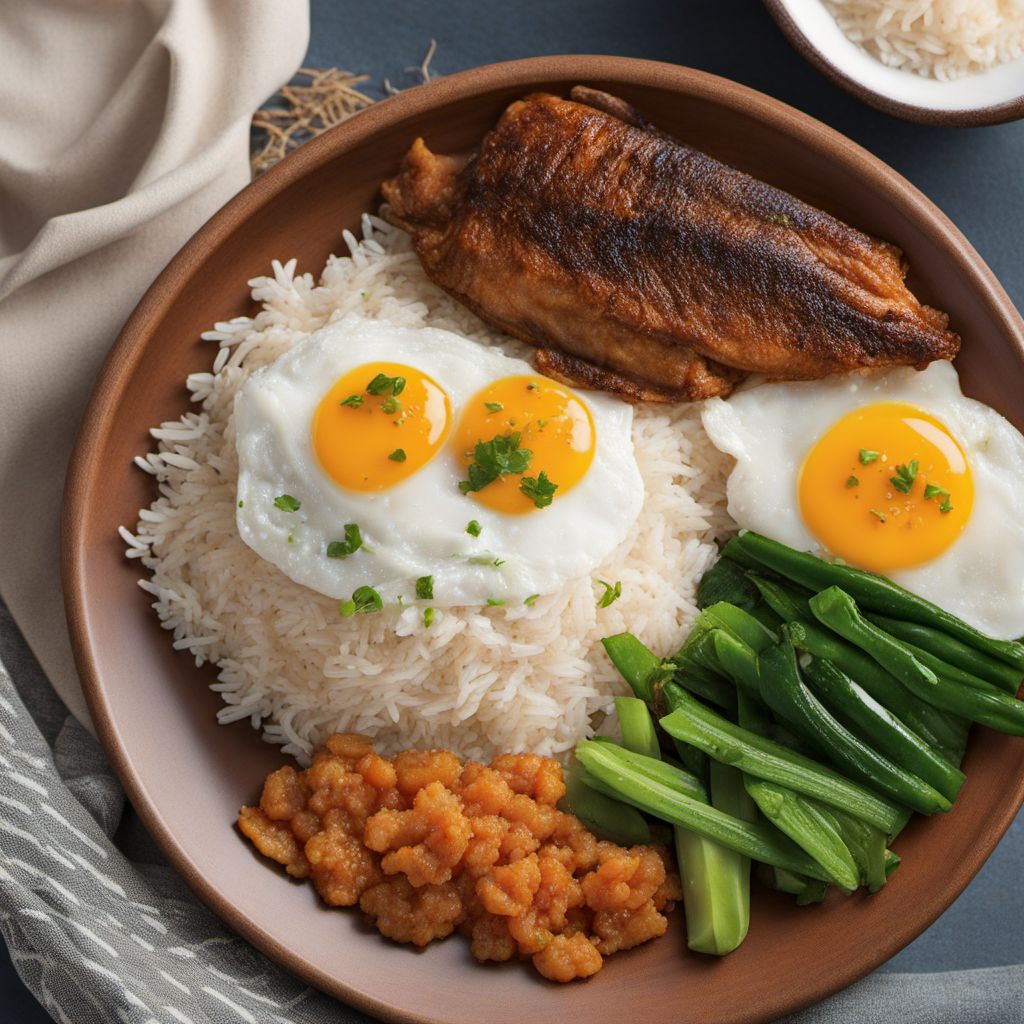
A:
<box><xmin>234</xmin><ymin>314</ymin><xmax>644</xmax><ymax>606</ymax></box>
<box><xmin>701</xmin><ymin>361</ymin><xmax>1024</xmax><ymax>640</ymax></box>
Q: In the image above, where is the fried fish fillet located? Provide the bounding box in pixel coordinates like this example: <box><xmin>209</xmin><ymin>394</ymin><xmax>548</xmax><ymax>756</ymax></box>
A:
<box><xmin>381</xmin><ymin>87</ymin><xmax>959</xmax><ymax>402</ymax></box>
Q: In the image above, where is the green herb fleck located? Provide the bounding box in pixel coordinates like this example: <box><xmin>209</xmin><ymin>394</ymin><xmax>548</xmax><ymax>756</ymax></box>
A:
<box><xmin>869</xmin><ymin>508</ymin><xmax>887</xmax><ymax>523</ymax></box>
<box><xmin>415</xmin><ymin>575</ymin><xmax>434</xmax><ymax>600</ymax></box>
<box><xmin>484</xmin><ymin>401</ymin><xmax>504</xmax><ymax>413</ymax></box>
<box><xmin>520</xmin><ymin>471</ymin><xmax>558</xmax><ymax>509</ymax></box>
<box><xmin>326</xmin><ymin>523</ymin><xmax>362</xmax><ymax>558</ymax></box>
<box><xmin>466</xmin><ymin>520</ymin><xmax>482</xmax><ymax>537</ymax></box>
<box><xmin>366</xmin><ymin>373</ymin><xmax>406</xmax><ymax>397</ymax></box>
<box><xmin>388</xmin><ymin>448</ymin><xmax>407</xmax><ymax>463</ymax></box>
<box><xmin>939</xmin><ymin>498</ymin><xmax>954</xmax><ymax>514</ymax></box>
<box><xmin>459</xmin><ymin>433</ymin><xmax>532</xmax><ymax>494</ymax></box>
<box><xmin>890</xmin><ymin>460</ymin><xmax>919</xmax><ymax>495</ymax></box>
<box><xmin>423</xmin><ymin>607</ymin><xmax>436</xmax><ymax>628</ymax></box>
<box><xmin>526</xmin><ymin>382</ymin><xmax>538</xmax><ymax>391</ymax></box>
<box><xmin>924</xmin><ymin>483</ymin><xmax>950</xmax><ymax>501</ymax></box>
<box><xmin>524</xmin><ymin>594</ymin><xmax>540</xmax><ymax>607</ymax></box>
<box><xmin>238</xmin><ymin>500</ymin><xmax>244</xmax><ymax>508</ymax></box>
<box><xmin>846</xmin><ymin>475</ymin><xmax>859</xmax><ymax>489</ymax></box>
<box><xmin>339</xmin><ymin>394</ymin><xmax>364</xmax><ymax>408</ymax></box>
<box><xmin>596</xmin><ymin>579</ymin><xmax>622</xmax><ymax>609</ymax></box>
<box><xmin>487</xmin><ymin>598</ymin><xmax>505</xmax><ymax>607</ymax></box>
<box><xmin>338</xmin><ymin>599</ymin><xmax>356</xmax><ymax>618</ymax></box>
<box><xmin>859</xmin><ymin>449</ymin><xmax>882</xmax><ymax>465</ymax></box>
<box><xmin>380</xmin><ymin>396</ymin><xmax>401</xmax><ymax>415</ymax></box>
<box><xmin>351</xmin><ymin>586</ymin><xmax>383</xmax><ymax>614</ymax></box>
<box><xmin>273</xmin><ymin>494</ymin><xmax>301</xmax><ymax>513</ymax></box>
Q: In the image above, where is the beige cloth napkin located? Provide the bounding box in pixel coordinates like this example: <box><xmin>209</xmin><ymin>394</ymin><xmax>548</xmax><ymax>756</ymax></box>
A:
<box><xmin>0</xmin><ymin>0</ymin><xmax>310</xmax><ymax>727</ymax></box>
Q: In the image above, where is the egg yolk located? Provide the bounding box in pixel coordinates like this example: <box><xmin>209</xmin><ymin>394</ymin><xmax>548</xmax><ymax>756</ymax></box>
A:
<box><xmin>798</xmin><ymin>402</ymin><xmax>973</xmax><ymax>573</ymax></box>
<box><xmin>313</xmin><ymin>361</ymin><xmax>450</xmax><ymax>491</ymax></box>
<box><xmin>453</xmin><ymin>376</ymin><xmax>595</xmax><ymax>514</ymax></box>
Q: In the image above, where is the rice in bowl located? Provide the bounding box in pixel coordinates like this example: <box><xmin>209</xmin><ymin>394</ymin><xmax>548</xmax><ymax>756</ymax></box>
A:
<box><xmin>121</xmin><ymin>214</ymin><xmax>732</xmax><ymax>764</ymax></box>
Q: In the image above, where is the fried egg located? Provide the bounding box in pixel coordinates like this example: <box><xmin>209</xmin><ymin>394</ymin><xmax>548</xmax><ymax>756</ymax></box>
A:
<box><xmin>701</xmin><ymin>361</ymin><xmax>1024</xmax><ymax>639</ymax></box>
<box><xmin>234</xmin><ymin>314</ymin><xmax>643</xmax><ymax>607</ymax></box>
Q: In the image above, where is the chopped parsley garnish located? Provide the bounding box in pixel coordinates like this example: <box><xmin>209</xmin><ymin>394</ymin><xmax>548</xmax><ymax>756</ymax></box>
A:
<box><xmin>939</xmin><ymin>497</ymin><xmax>954</xmax><ymax>514</ymax></box>
<box><xmin>846</xmin><ymin>475</ymin><xmax>859</xmax><ymax>489</ymax></box>
<box><xmin>339</xmin><ymin>585</ymin><xmax>383</xmax><ymax>617</ymax></box>
<box><xmin>890</xmin><ymin>460</ymin><xmax>919</xmax><ymax>494</ymax></box>
<box><xmin>596</xmin><ymin>579</ymin><xmax>622</xmax><ymax>608</ymax></box>
<box><xmin>468</xmin><ymin>553</ymin><xmax>503</xmax><ymax>566</ymax></box>
<box><xmin>423</xmin><ymin>607</ymin><xmax>436</xmax><ymax>628</ymax></box>
<box><xmin>380</xmin><ymin>396</ymin><xmax>401</xmax><ymax>415</ymax></box>
<box><xmin>535</xmin><ymin>418</ymin><xmax>547</xmax><ymax>432</ymax></box>
<box><xmin>487</xmin><ymin>598</ymin><xmax>505</xmax><ymax>607</ymax></box>
<box><xmin>415</xmin><ymin>575</ymin><xmax>434</xmax><ymax>600</ymax></box>
<box><xmin>388</xmin><ymin>448</ymin><xmax>407</xmax><ymax>462</ymax></box>
<box><xmin>366</xmin><ymin>373</ymin><xmax>406</xmax><ymax>397</ymax></box>
<box><xmin>273</xmin><ymin>494</ymin><xmax>301</xmax><ymax>512</ymax></box>
<box><xmin>526</xmin><ymin>382</ymin><xmax>538</xmax><ymax>391</ymax></box>
<box><xmin>924</xmin><ymin>483</ymin><xmax>948</xmax><ymax>500</ymax></box>
<box><xmin>484</xmin><ymin>401</ymin><xmax>504</xmax><ymax>413</ymax></box>
<box><xmin>859</xmin><ymin>449</ymin><xmax>882</xmax><ymax>465</ymax></box>
<box><xmin>459</xmin><ymin>433</ymin><xmax>532</xmax><ymax>494</ymax></box>
<box><xmin>520</xmin><ymin>471</ymin><xmax>558</xmax><ymax>509</ymax></box>
<box><xmin>326</xmin><ymin>523</ymin><xmax>362</xmax><ymax>558</ymax></box>
<box><xmin>237</xmin><ymin>500</ymin><xmax>244</xmax><ymax>508</ymax></box>
<box><xmin>339</xmin><ymin>394</ymin><xmax>364</xmax><ymax>408</ymax></box>
<box><xmin>524</xmin><ymin>594</ymin><xmax>540</xmax><ymax>607</ymax></box>
<box><xmin>869</xmin><ymin>508</ymin><xmax>887</xmax><ymax>523</ymax></box>
<box><xmin>466</xmin><ymin>519</ymin><xmax>482</xmax><ymax>537</ymax></box>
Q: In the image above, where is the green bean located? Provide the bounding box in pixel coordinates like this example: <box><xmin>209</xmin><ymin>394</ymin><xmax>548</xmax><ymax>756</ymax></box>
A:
<box><xmin>751</xmin><ymin>575</ymin><xmax>814</xmax><ymax>623</ymax></box>
<box><xmin>809</xmin><ymin>587</ymin><xmax>938</xmax><ymax>691</ymax></box>
<box><xmin>874</xmin><ymin>639</ymin><xmax>1024</xmax><ymax>736</ymax></box>
<box><xmin>670</xmin><ymin>650</ymin><xmax>739</xmax><ymax>714</ymax></box>
<box><xmin>602</xmin><ymin>632</ymin><xmax>665</xmax><ymax>701</ymax></box>
<box><xmin>868</xmin><ymin>615</ymin><xmax>1022</xmax><ymax>694</ymax></box>
<box><xmin>588</xmin><ymin>737</ymin><xmax>707</xmax><ymax>800</ymax></box>
<box><xmin>723</xmin><ymin>531</ymin><xmax>1024</xmax><ymax>670</ymax></box>
<box><xmin>781</xmin><ymin>620</ymin><xmax>968</xmax><ymax>764</ymax></box>
<box><xmin>736</xmin><ymin>693</ymin><xmax>859</xmax><ymax>892</ymax></box>
<box><xmin>659</xmin><ymin>689</ymin><xmax>904</xmax><ymax>834</ymax></box>
<box><xmin>560</xmin><ymin>759</ymin><xmax>652</xmax><ymax>846</ymax></box>
<box><xmin>749</xmin><ymin>602</ymin><xmax>786</xmax><ymax>635</ymax></box>
<box><xmin>695</xmin><ymin>601</ymin><xmax>778</xmax><ymax>653</ymax></box>
<box><xmin>815</xmin><ymin>804</ymin><xmax>888</xmax><ymax>892</ymax></box>
<box><xmin>712</xmin><ymin>631</ymin><xmax>762</xmax><ymax>696</ymax></box>
<box><xmin>758</xmin><ymin>642</ymin><xmax>950</xmax><ymax>815</ymax></box>
<box><xmin>615</xmin><ymin>696</ymin><xmax>661</xmax><ymax>759</ymax></box>
<box><xmin>803</xmin><ymin>657</ymin><xmax>964</xmax><ymax>804</ymax></box>
<box><xmin>574</xmin><ymin>740</ymin><xmax>832</xmax><ymax>880</ymax></box>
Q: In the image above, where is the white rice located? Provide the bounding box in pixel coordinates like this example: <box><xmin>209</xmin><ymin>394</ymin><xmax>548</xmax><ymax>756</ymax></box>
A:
<box><xmin>825</xmin><ymin>0</ymin><xmax>1024</xmax><ymax>80</ymax></box>
<box><xmin>122</xmin><ymin>213</ymin><xmax>733</xmax><ymax>764</ymax></box>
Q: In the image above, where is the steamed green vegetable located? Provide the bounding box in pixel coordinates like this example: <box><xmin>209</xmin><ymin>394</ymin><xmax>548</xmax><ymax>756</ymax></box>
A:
<box><xmin>802</xmin><ymin>657</ymin><xmax>964</xmax><ymax>803</ymax></box>
<box><xmin>659</xmin><ymin>689</ymin><xmax>904</xmax><ymax>834</ymax></box>
<box><xmin>574</xmin><ymin>740</ymin><xmax>832</xmax><ymax>880</ymax></box>
<box><xmin>782</xmin><ymin>620</ymin><xmax>968</xmax><ymax>763</ymax></box>
<box><xmin>808</xmin><ymin>587</ymin><xmax>938</xmax><ymax>692</ymax></box>
<box><xmin>868</xmin><ymin>615</ymin><xmax>1022</xmax><ymax>694</ymax></box>
<box><xmin>757</xmin><ymin>641</ymin><xmax>950</xmax><ymax>815</ymax></box>
<box><xmin>722</xmin><ymin>530</ymin><xmax>1024</xmax><ymax>670</ymax></box>
<box><xmin>560</xmin><ymin>759</ymin><xmax>652</xmax><ymax>846</ymax></box>
<box><xmin>615</xmin><ymin>696</ymin><xmax>661</xmax><ymax>759</ymax></box>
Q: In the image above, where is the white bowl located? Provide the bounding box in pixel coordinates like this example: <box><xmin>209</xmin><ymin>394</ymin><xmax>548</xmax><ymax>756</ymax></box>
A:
<box><xmin>765</xmin><ymin>0</ymin><xmax>1024</xmax><ymax>125</ymax></box>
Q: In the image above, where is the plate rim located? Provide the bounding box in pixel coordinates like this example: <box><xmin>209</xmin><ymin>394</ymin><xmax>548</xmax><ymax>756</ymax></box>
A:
<box><xmin>61</xmin><ymin>54</ymin><xmax>1024</xmax><ymax>1024</ymax></box>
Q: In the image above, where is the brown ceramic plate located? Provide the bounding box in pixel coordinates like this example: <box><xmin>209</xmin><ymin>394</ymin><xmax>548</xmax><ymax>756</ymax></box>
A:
<box><xmin>63</xmin><ymin>56</ymin><xmax>1024</xmax><ymax>1024</ymax></box>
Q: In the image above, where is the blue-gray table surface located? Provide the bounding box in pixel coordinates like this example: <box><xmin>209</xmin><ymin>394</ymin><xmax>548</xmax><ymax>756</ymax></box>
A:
<box><xmin>6</xmin><ymin>0</ymin><xmax>1023</xmax><ymax>1019</ymax></box>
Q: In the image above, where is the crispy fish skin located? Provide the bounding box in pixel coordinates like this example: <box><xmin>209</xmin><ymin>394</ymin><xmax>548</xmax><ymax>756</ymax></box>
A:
<box><xmin>382</xmin><ymin>88</ymin><xmax>959</xmax><ymax>402</ymax></box>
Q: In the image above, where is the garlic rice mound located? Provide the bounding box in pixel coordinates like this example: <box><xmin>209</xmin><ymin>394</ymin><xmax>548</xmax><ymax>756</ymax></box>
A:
<box><xmin>122</xmin><ymin>214</ymin><xmax>732</xmax><ymax>764</ymax></box>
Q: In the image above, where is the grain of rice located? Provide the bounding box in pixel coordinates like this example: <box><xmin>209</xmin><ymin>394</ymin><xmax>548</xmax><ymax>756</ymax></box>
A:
<box><xmin>125</xmin><ymin>216</ymin><xmax>734</xmax><ymax>764</ymax></box>
<box><xmin>825</xmin><ymin>0</ymin><xmax>1024</xmax><ymax>80</ymax></box>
